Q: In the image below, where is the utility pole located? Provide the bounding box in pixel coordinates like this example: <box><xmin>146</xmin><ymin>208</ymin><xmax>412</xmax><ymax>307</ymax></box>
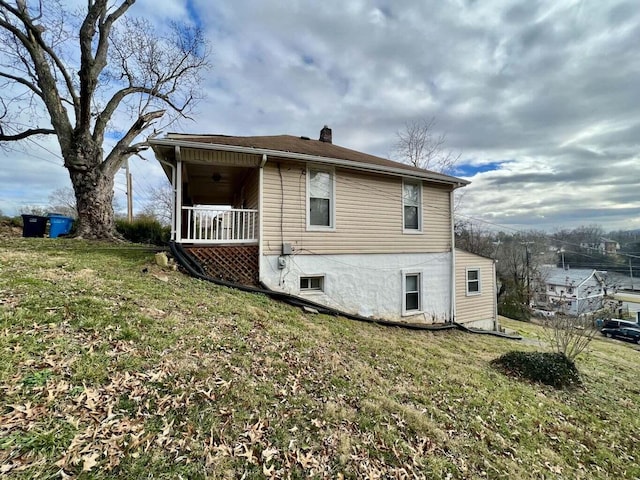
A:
<box><xmin>526</xmin><ymin>244</ymin><xmax>531</xmax><ymax>305</ymax></box>
<box><xmin>630</xmin><ymin>258</ymin><xmax>634</xmax><ymax>291</ymax></box>
<box><xmin>125</xmin><ymin>159</ymin><xmax>133</xmax><ymax>222</ymax></box>
<box><xmin>522</xmin><ymin>241</ymin><xmax>533</xmax><ymax>306</ymax></box>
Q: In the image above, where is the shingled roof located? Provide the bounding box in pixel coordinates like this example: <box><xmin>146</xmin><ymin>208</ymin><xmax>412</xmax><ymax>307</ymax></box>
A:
<box><xmin>153</xmin><ymin>131</ymin><xmax>469</xmax><ymax>186</ymax></box>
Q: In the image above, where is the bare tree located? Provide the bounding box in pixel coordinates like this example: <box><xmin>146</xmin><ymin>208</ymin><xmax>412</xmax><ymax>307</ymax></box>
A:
<box><xmin>394</xmin><ymin>117</ymin><xmax>460</xmax><ymax>174</ymax></box>
<box><xmin>140</xmin><ymin>181</ymin><xmax>172</xmax><ymax>226</ymax></box>
<box><xmin>539</xmin><ymin>303</ymin><xmax>608</xmax><ymax>362</ymax></box>
<box><xmin>47</xmin><ymin>187</ymin><xmax>77</xmax><ymax>218</ymax></box>
<box><xmin>454</xmin><ymin>220</ymin><xmax>495</xmax><ymax>258</ymax></box>
<box><xmin>0</xmin><ymin>0</ymin><xmax>209</xmax><ymax>239</ymax></box>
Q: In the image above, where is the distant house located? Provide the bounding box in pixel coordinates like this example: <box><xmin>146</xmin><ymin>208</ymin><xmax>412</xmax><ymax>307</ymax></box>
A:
<box><xmin>535</xmin><ymin>267</ymin><xmax>605</xmax><ymax>315</ymax></box>
<box><xmin>579</xmin><ymin>238</ymin><xmax>620</xmax><ymax>256</ymax></box>
<box><xmin>150</xmin><ymin>127</ymin><xmax>498</xmax><ymax>329</ymax></box>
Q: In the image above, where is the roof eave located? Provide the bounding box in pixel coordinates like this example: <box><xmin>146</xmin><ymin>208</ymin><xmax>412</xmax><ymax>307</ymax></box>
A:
<box><xmin>149</xmin><ymin>138</ymin><xmax>470</xmax><ymax>188</ymax></box>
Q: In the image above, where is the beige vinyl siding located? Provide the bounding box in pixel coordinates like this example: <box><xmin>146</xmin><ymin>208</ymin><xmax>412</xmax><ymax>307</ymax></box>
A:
<box><xmin>262</xmin><ymin>160</ymin><xmax>452</xmax><ymax>255</ymax></box>
<box><xmin>455</xmin><ymin>249</ymin><xmax>495</xmax><ymax>325</ymax></box>
<box><xmin>243</xmin><ymin>169</ymin><xmax>259</xmax><ymax>209</ymax></box>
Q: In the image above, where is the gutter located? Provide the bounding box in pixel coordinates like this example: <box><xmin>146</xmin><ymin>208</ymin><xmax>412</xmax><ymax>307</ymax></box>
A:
<box><xmin>149</xmin><ymin>138</ymin><xmax>469</xmax><ymax>188</ymax></box>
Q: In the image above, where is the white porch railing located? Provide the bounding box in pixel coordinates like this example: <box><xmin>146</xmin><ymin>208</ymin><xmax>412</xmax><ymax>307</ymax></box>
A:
<box><xmin>182</xmin><ymin>207</ymin><xmax>258</xmax><ymax>244</ymax></box>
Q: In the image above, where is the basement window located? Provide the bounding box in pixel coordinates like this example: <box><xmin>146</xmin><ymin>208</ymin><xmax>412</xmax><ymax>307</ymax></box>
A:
<box><xmin>300</xmin><ymin>276</ymin><xmax>324</xmax><ymax>292</ymax></box>
<box><xmin>402</xmin><ymin>271</ymin><xmax>422</xmax><ymax>315</ymax></box>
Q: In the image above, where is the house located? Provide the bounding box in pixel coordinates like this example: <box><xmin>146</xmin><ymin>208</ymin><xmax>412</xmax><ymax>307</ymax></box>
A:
<box><xmin>535</xmin><ymin>267</ymin><xmax>605</xmax><ymax>315</ymax></box>
<box><xmin>149</xmin><ymin>127</ymin><xmax>497</xmax><ymax>329</ymax></box>
<box><xmin>579</xmin><ymin>238</ymin><xmax>620</xmax><ymax>256</ymax></box>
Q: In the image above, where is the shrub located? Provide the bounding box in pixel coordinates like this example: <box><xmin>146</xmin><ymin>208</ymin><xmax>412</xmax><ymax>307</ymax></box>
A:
<box><xmin>491</xmin><ymin>351</ymin><xmax>581</xmax><ymax>388</ymax></box>
<box><xmin>539</xmin><ymin>314</ymin><xmax>599</xmax><ymax>362</ymax></box>
<box><xmin>2</xmin><ymin>215</ymin><xmax>24</xmax><ymax>227</ymax></box>
<box><xmin>497</xmin><ymin>285</ymin><xmax>531</xmax><ymax>321</ymax></box>
<box><xmin>116</xmin><ymin>217</ymin><xmax>170</xmax><ymax>245</ymax></box>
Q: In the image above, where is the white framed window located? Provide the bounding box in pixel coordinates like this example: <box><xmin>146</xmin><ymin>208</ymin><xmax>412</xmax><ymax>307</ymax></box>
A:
<box><xmin>300</xmin><ymin>276</ymin><xmax>324</xmax><ymax>292</ymax></box>
<box><xmin>466</xmin><ymin>268</ymin><xmax>481</xmax><ymax>296</ymax></box>
<box><xmin>402</xmin><ymin>271</ymin><xmax>422</xmax><ymax>315</ymax></box>
<box><xmin>402</xmin><ymin>180</ymin><xmax>422</xmax><ymax>232</ymax></box>
<box><xmin>307</xmin><ymin>167</ymin><xmax>335</xmax><ymax>230</ymax></box>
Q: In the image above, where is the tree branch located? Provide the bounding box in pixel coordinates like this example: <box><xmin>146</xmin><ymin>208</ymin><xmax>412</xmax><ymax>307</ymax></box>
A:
<box><xmin>1</xmin><ymin>1</ymin><xmax>79</xmax><ymax>114</ymax></box>
<box><xmin>92</xmin><ymin>84</ymin><xmax>192</xmax><ymax>144</ymax></box>
<box><xmin>0</xmin><ymin>0</ymin><xmax>74</xmax><ymax>146</ymax></box>
<box><xmin>79</xmin><ymin>0</ymin><xmax>134</xmax><ymax>128</ymax></box>
<box><xmin>0</xmin><ymin>127</ymin><xmax>55</xmax><ymax>141</ymax></box>
<box><xmin>102</xmin><ymin>109</ymin><xmax>164</xmax><ymax>176</ymax></box>
<box><xmin>0</xmin><ymin>71</ymin><xmax>44</xmax><ymax>97</ymax></box>
<box><xmin>93</xmin><ymin>0</ymin><xmax>134</xmax><ymax>74</ymax></box>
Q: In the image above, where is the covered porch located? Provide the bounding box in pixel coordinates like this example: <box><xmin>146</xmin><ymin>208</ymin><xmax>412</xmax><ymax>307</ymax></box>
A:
<box><xmin>151</xmin><ymin>138</ymin><xmax>267</xmax><ymax>284</ymax></box>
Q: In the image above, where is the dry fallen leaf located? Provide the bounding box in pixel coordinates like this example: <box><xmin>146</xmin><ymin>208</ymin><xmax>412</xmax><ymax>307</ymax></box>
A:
<box><xmin>82</xmin><ymin>452</ymin><xmax>100</xmax><ymax>472</ymax></box>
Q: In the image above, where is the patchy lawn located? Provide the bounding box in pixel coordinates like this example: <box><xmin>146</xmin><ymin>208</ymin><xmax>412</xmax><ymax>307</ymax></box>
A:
<box><xmin>1</xmin><ymin>239</ymin><xmax>639</xmax><ymax>479</ymax></box>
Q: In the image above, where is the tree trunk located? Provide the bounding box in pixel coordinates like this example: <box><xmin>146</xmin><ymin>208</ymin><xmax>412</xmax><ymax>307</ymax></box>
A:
<box><xmin>69</xmin><ymin>165</ymin><xmax>120</xmax><ymax>241</ymax></box>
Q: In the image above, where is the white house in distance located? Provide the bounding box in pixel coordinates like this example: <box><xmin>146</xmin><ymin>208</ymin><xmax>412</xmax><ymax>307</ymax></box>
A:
<box><xmin>150</xmin><ymin>127</ymin><xmax>497</xmax><ymax>329</ymax></box>
<box><xmin>579</xmin><ymin>238</ymin><xmax>620</xmax><ymax>256</ymax></box>
<box><xmin>536</xmin><ymin>267</ymin><xmax>605</xmax><ymax>315</ymax></box>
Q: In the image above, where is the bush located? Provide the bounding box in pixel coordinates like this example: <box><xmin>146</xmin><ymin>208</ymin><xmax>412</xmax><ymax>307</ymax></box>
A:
<box><xmin>498</xmin><ymin>289</ymin><xmax>531</xmax><ymax>321</ymax></box>
<box><xmin>2</xmin><ymin>215</ymin><xmax>23</xmax><ymax>227</ymax></box>
<box><xmin>491</xmin><ymin>351</ymin><xmax>581</xmax><ymax>388</ymax></box>
<box><xmin>116</xmin><ymin>217</ymin><xmax>170</xmax><ymax>245</ymax></box>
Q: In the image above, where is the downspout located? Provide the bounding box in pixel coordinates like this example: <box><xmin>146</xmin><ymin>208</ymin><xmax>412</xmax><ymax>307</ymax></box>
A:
<box><xmin>158</xmin><ymin>158</ymin><xmax>176</xmax><ymax>241</ymax></box>
<box><xmin>175</xmin><ymin>146</ymin><xmax>183</xmax><ymax>242</ymax></box>
<box><xmin>450</xmin><ymin>189</ymin><xmax>456</xmax><ymax>324</ymax></box>
<box><xmin>258</xmin><ymin>154</ymin><xmax>267</xmax><ymax>284</ymax></box>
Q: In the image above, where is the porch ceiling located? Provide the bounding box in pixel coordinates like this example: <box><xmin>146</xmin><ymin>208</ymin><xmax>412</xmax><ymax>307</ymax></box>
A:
<box><xmin>185</xmin><ymin>163</ymin><xmax>253</xmax><ymax>205</ymax></box>
<box><xmin>181</xmin><ymin>148</ymin><xmax>262</xmax><ymax>167</ymax></box>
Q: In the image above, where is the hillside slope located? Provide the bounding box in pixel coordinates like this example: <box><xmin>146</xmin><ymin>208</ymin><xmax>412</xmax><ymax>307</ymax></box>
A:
<box><xmin>1</xmin><ymin>239</ymin><xmax>639</xmax><ymax>479</ymax></box>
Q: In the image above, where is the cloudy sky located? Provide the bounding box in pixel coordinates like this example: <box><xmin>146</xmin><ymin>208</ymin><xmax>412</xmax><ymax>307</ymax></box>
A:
<box><xmin>1</xmin><ymin>0</ymin><xmax>639</xmax><ymax>233</ymax></box>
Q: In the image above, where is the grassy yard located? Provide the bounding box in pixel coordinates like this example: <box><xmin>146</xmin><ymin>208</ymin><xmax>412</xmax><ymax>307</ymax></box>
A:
<box><xmin>1</xmin><ymin>239</ymin><xmax>639</xmax><ymax>479</ymax></box>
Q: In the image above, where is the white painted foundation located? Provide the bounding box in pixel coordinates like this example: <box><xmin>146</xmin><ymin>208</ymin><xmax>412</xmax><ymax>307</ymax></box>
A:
<box><xmin>261</xmin><ymin>252</ymin><xmax>452</xmax><ymax>323</ymax></box>
<box><xmin>463</xmin><ymin>318</ymin><xmax>495</xmax><ymax>330</ymax></box>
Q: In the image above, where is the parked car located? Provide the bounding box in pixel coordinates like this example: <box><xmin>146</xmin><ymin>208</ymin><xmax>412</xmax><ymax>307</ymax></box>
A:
<box><xmin>601</xmin><ymin>326</ymin><xmax>640</xmax><ymax>344</ymax></box>
<box><xmin>598</xmin><ymin>318</ymin><xmax>640</xmax><ymax>330</ymax></box>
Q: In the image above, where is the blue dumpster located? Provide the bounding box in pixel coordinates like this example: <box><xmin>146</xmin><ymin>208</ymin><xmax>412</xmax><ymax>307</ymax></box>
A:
<box><xmin>21</xmin><ymin>214</ymin><xmax>48</xmax><ymax>237</ymax></box>
<box><xmin>48</xmin><ymin>213</ymin><xmax>74</xmax><ymax>238</ymax></box>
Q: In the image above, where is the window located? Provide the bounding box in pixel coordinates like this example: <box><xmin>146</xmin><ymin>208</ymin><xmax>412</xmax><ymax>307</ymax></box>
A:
<box><xmin>403</xmin><ymin>180</ymin><xmax>421</xmax><ymax>232</ymax></box>
<box><xmin>403</xmin><ymin>272</ymin><xmax>422</xmax><ymax>314</ymax></box>
<box><xmin>300</xmin><ymin>276</ymin><xmax>324</xmax><ymax>292</ymax></box>
<box><xmin>308</xmin><ymin>168</ymin><xmax>334</xmax><ymax>229</ymax></box>
<box><xmin>466</xmin><ymin>268</ymin><xmax>481</xmax><ymax>295</ymax></box>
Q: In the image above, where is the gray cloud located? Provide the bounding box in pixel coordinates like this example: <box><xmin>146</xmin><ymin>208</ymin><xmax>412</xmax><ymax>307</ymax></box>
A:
<box><xmin>1</xmin><ymin>0</ymin><xmax>639</xmax><ymax>233</ymax></box>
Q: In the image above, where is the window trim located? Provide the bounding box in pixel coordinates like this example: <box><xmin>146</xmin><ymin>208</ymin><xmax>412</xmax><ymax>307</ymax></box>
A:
<box><xmin>402</xmin><ymin>270</ymin><xmax>423</xmax><ymax>316</ymax></box>
<box><xmin>300</xmin><ymin>275</ymin><xmax>325</xmax><ymax>293</ymax></box>
<box><xmin>466</xmin><ymin>267</ymin><xmax>481</xmax><ymax>296</ymax></box>
<box><xmin>402</xmin><ymin>179</ymin><xmax>423</xmax><ymax>233</ymax></box>
<box><xmin>306</xmin><ymin>166</ymin><xmax>336</xmax><ymax>231</ymax></box>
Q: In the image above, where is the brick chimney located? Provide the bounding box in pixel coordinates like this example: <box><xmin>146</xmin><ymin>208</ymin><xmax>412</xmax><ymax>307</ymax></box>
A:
<box><xmin>319</xmin><ymin>125</ymin><xmax>332</xmax><ymax>143</ymax></box>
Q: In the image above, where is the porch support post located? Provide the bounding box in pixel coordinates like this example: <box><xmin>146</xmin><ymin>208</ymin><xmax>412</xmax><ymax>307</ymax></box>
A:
<box><xmin>258</xmin><ymin>154</ymin><xmax>267</xmax><ymax>282</ymax></box>
<box><xmin>175</xmin><ymin>146</ymin><xmax>183</xmax><ymax>243</ymax></box>
<box><xmin>157</xmin><ymin>158</ymin><xmax>177</xmax><ymax>240</ymax></box>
